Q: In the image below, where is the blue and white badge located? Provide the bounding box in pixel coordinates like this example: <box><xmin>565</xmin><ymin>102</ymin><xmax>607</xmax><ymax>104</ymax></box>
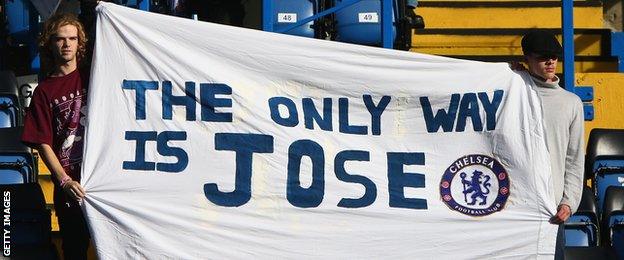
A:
<box><xmin>440</xmin><ymin>154</ymin><xmax>510</xmax><ymax>217</ymax></box>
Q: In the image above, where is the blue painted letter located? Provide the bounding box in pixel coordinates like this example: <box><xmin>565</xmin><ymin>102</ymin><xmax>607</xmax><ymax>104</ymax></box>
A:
<box><xmin>303</xmin><ymin>98</ymin><xmax>332</xmax><ymax>131</ymax></box>
<box><xmin>122</xmin><ymin>80</ymin><xmax>158</xmax><ymax>120</ymax></box>
<box><xmin>200</xmin><ymin>83</ymin><xmax>233</xmax><ymax>122</ymax></box>
<box><xmin>479</xmin><ymin>90</ymin><xmax>503</xmax><ymax>131</ymax></box>
<box><xmin>420</xmin><ymin>94</ymin><xmax>460</xmax><ymax>133</ymax></box>
<box><xmin>204</xmin><ymin>133</ymin><xmax>274</xmax><ymax>207</ymax></box>
<box><xmin>455</xmin><ymin>93</ymin><xmax>483</xmax><ymax>132</ymax></box>
<box><xmin>363</xmin><ymin>95</ymin><xmax>391</xmax><ymax>135</ymax></box>
<box><xmin>335</xmin><ymin>150</ymin><xmax>376</xmax><ymax>208</ymax></box>
<box><xmin>387</xmin><ymin>152</ymin><xmax>427</xmax><ymax>209</ymax></box>
<box><xmin>123</xmin><ymin>131</ymin><xmax>157</xmax><ymax>170</ymax></box>
<box><xmin>339</xmin><ymin>98</ymin><xmax>367</xmax><ymax>135</ymax></box>
<box><xmin>287</xmin><ymin>140</ymin><xmax>325</xmax><ymax>208</ymax></box>
<box><xmin>269</xmin><ymin>97</ymin><xmax>299</xmax><ymax>127</ymax></box>
<box><xmin>156</xmin><ymin>131</ymin><xmax>188</xmax><ymax>173</ymax></box>
<box><xmin>162</xmin><ymin>81</ymin><xmax>196</xmax><ymax>121</ymax></box>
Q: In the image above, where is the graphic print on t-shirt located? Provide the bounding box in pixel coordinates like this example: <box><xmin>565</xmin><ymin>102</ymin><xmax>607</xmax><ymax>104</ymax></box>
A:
<box><xmin>51</xmin><ymin>88</ymin><xmax>88</xmax><ymax>171</ymax></box>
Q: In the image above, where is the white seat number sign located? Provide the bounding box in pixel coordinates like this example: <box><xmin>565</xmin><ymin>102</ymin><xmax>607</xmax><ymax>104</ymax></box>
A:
<box><xmin>278</xmin><ymin>13</ymin><xmax>297</xmax><ymax>23</ymax></box>
<box><xmin>358</xmin><ymin>12</ymin><xmax>379</xmax><ymax>23</ymax></box>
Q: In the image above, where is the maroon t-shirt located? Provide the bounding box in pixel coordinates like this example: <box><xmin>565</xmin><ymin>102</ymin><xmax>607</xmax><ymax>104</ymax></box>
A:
<box><xmin>22</xmin><ymin>69</ymin><xmax>89</xmax><ymax>182</ymax></box>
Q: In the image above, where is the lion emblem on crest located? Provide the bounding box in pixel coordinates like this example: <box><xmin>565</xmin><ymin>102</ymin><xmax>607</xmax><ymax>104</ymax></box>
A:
<box><xmin>460</xmin><ymin>170</ymin><xmax>491</xmax><ymax>205</ymax></box>
<box><xmin>440</xmin><ymin>154</ymin><xmax>510</xmax><ymax>217</ymax></box>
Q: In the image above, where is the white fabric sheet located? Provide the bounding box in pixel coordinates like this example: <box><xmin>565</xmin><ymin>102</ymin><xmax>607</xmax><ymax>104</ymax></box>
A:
<box><xmin>82</xmin><ymin>3</ymin><xmax>558</xmax><ymax>259</ymax></box>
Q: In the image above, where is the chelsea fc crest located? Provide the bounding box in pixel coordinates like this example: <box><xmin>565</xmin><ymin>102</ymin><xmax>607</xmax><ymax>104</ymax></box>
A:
<box><xmin>440</xmin><ymin>154</ymin><xmax>510</xmax><ymax>217</ymax></box>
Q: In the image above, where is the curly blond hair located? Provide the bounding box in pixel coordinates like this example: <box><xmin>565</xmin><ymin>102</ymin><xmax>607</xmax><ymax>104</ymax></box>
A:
<box><xmin>39</xmin><ymin>13</ymin><xmax>87</xmax><ymax>74</ymax></box>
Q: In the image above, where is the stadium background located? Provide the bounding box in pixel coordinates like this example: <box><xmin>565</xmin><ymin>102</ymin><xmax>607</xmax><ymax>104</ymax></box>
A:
<box><xmin>1</xmin><ymin>0</ymin><xmax>623</xmax><ymax>259</ymax></box>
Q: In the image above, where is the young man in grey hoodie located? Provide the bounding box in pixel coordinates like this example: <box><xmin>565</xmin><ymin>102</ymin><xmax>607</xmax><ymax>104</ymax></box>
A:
<box><xmin>520</xmin><ymin>30</ymin><xmax>585</xmax><ymax>259</ymax></box>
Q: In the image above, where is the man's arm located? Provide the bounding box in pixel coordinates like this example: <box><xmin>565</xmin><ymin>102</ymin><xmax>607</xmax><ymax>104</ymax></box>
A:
<box><xmin>561</xmin><ymin>100</ymin><xmax>585</xmax><ymax>212</ymax></box>
<box><xmin>36</xmin><ymin>144</ymin><xmax>85</xmax><ymax>201</ymax></box>
<box><xmin>551</xmin><ymin>99</ymin><xmax>585</xmax><ymax>224</ymax></box>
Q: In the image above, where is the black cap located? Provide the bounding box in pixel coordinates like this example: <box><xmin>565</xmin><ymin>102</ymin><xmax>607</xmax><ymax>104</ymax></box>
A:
<box><xmin>521</xmin><ymin>30</ymin><xmax>562</xmax><ymax>57</ymax></box>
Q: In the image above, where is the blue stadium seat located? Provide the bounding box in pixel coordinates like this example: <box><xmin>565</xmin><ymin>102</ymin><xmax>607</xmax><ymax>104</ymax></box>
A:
<box><xmin>0</xmin><ymin>127</ymin><xmax>36</xmax><ymax>184</ymax></box>
<box><xmin>593</xmin><ymin>162</ymin><xmax>624</xmax><ymax>214</ymax></box>
<box><xmin>0</xmin><ymin>71</ymin><xmax>21</xmax><ymax>128</ymax></box>
<box><xmin>333</xmin><ymin>0</ymin><xmax>397</xmax><ymax>46</ymax></box>
<box><xmin>114</xmin><ymin>0</ymin><xmax>140</xmax><ymax>9</ymax></box>
<box><xmin>585</xmin><ymin>129</ymin><xmax>624</xmax><ymax>214</ymax></box>
<box><xmin>613</xmin><ymin>224</ymin><xmax>624</xmax><ymax>260</ymax></box>
<box><xmin>0</xmin><ymin>183</ymin><xmax>58</xmax><ymax>259</ymax></box>
<box><xmin>601</xmin><ymin>186</ymin><xmax>624</xmax><ymax>258</ymax></box>
<box><xmin>5</xmin><ymin>0</ymin><xmax>30</xmax><ymax>45</ymax></box>
<box><xmin>273</xmin><ymin>0</ymin><xmax>319</xmax><ymax>38</ymax></box>
<box><xmin>565</xmin><ymin>187</ymin><xmax>599</xmax><ymax>247</ymax></box>
<box><xmin>0</xmin><ymin>161</ymin><xmax>29</xmax><ymax>184</ymax></box>
<box><xmin>0</xmin><ymin>96</ymin><xmax>18</xmax><ymax>128</ymax></box>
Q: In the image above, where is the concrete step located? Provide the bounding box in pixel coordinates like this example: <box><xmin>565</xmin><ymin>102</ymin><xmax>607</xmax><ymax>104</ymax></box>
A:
<box><xmin>416</xmin><ymin>1</ymin><xmax>603</xmax><ymax>29</ymax></box>
<box><xmin>411</xmin><ymin>28</ymin><xmax>612</xmax><ymax>56</ymax></box>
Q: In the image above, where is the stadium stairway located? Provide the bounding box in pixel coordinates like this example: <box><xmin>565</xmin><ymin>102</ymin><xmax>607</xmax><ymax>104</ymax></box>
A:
<box><xmin>410</xmin><ymin>0</ymin><xmax>619</xmax><ymax>73</ymax></box>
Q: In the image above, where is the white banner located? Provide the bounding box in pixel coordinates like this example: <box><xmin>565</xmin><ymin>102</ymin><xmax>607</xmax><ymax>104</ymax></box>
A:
<box><xmin>83</xmin><ymin>3</ymin><xmax>558</xmax><ymax>259</ymax></box>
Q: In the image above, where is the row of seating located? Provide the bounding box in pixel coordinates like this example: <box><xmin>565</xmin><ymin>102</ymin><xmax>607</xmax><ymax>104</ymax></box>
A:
<box><xmin>0</xmin><ymin>71</ymin><xmax>57</xmax><ymax>257</ymax></box>
<box><xmin>0</xmin><ymin>71</ymin><xmax>22</xmax><ymax>128</ymax></box>
<box><xmin>5</xmin><ymin>0</ymin><xmax>418</xmax><ymax>48</ymax></box>
<box><xmin>0</xmin><ymin>71</ymin><xmax>34</xmax><ymax>185</ymax></box>
<box><xmin>271</xmin><ymin>0</ymin><xmax>419</xmax><ymax>50</ymax></box>
<box><xmin>564</xmin><ymin>129</ymin><xmax>624</xmax><ymax>259</ymax></box>
<box><xmin>0</xmin><ymin>126</ymin><xmax>36</xmax><ymax>184</ymax></box>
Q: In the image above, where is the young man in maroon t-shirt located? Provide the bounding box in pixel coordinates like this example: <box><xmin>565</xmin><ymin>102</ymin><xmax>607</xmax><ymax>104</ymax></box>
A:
<box><xmin>22</xmin><ymin>13</ymin><xmax>90</xmax><ymax>259</ymax></box>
